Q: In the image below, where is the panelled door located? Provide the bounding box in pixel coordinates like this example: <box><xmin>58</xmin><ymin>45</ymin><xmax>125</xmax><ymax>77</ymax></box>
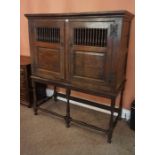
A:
<box><xmin>29</xmin><ymin>20</ymin><xmax>65</xmax><ymax>81</ymax></box>
<box><xmin>68</xmin><ymin>20</ymin><xmax>114</xmax><ymax>92</ymax></box>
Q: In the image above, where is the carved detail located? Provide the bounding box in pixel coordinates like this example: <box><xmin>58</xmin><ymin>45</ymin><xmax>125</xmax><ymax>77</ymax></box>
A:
<box><xmin>110</xmin><ymin>24</ymin><xmax>118</xmax><ymax>37</ymax></box>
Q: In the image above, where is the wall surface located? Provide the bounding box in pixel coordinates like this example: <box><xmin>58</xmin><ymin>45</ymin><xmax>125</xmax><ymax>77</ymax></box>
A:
<box><xmin>20</xmin><ymin>0</ymin><xmax>135</xmax><ymax>109</ymax></box>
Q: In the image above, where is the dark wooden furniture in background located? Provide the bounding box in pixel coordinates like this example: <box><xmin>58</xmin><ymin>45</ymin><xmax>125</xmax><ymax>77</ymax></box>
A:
<box><xmin>25</xmin><ymin>11</ymin><xmax>133</xmax><ymax>143</ymax></box>
<box><xmin>20</xmin><ymin>55</ymin><xmax>47</xmax><ymax>107</ymax></box>
<box><xmin>20</xmin><ymin>56</ymin><xmax>32</xmax><ymax>107</ymax></box>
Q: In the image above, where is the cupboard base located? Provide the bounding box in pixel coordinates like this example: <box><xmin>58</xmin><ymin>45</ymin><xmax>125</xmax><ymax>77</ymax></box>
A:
<box><xmin>31</xmin><ymin>77</ymin><xmax>125</xmax><ymax>143</ymax></box>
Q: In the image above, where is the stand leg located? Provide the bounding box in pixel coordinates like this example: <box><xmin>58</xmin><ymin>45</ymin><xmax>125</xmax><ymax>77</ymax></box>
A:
<box><xmin>32</xmin><ymin>81</ymin><xmax>38</xmax><ymax>115</ymax></box>
<box><xmin>118</xmin><ymin>88</ymin><xmax>124</xmax><ymax>119</ymax></box>
<box><xmin>107</xmin><ymin>98</ymin><xmax>116</xmax><ymax>143</ymax></box>
<box><xmin>28</xmin><ymin>98</ymin><xmax>32</xmax><ymax>108</ymax></box>
<box><xmin>65</xmin><ymin>89</ymin><xmax>71</xmax><ymax>128</ymax></box>
<box><xmin>53</xmin><ymin>86</ymin><xmax>57</xmax><ymax>102</ymax></box>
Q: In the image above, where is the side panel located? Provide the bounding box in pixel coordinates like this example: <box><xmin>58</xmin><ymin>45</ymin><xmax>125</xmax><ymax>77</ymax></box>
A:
<box><xmin>115</xmin><ymin>19</ymin><xmax>131</xmax><ymax>90</ymax></box>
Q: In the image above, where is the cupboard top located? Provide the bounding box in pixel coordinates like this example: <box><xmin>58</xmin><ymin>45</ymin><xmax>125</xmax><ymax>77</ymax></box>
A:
<box><xmin>25</xmin><ymin>10</ymin><xmax>134</xmax><ymax>20</ymax></box>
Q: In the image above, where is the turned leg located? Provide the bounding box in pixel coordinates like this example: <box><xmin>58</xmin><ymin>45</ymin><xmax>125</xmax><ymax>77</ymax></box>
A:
<box><xmin>53</xmin><ymin>86</ymin><xmax>57</xmax><ymax>102</ymax></box>
<box><xmin>32</xmin><ymin>81</ymin><xmax>38</xmax><ymax>115</ymax></box>
<box><xmin>107</xmin><ymin>98</ymin><xmax>116</xmax><ymax>143</ymax></box>
<box><xmin>65</xmin><ymin>89</ymin><xmax>71</xmax><ymax>128</ymax></box>
<box><xmin>118</xmin><ymin>88</ymin><xmax>124</xmax><ymax>119</ymax></box>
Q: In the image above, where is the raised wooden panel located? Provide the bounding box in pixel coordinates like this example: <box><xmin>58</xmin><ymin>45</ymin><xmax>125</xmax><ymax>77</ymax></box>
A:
<box><xmin>33</xmin><ymin>46</ymin><xmax>64</xmax><ymax>80</ymax></box>
<box><xmin>37</xmin><ymin>47</ymin><xmax>60</xmax><ymax>73</ymax></box>
<box><xmin>73</xmin><ymin>51</ymin><xmax>105</xmax><ymax>80</ymax></box>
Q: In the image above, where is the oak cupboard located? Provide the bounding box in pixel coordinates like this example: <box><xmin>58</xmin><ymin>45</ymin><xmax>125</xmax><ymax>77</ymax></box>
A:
<box><xmin>25</xmin><ymin>11</ymin><xmax>133</xmax><ymax>143</ymax></box>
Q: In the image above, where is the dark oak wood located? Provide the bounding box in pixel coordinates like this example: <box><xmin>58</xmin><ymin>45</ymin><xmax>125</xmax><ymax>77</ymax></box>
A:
<box><xmin>65</xmin><ymin>89</ymin><xmax>71</xmax><ymax>127</ymax></box>
<box><xmin>26</xmin><ymin>11</ymin><xmax>133</xmax><ymax>94</ymax></box>
<box><xmin>25</xmin><ymin>10</ymin><xmax>133</xmax><ymax>19</ymax></box>
<box><xmin>20</xmin><ymin>56</ymin><xmax>32</xmax><ymax>107</ymax></box>
<box><xmin>108</xmin><ymin>98</ymin><xmax>116</xmax><ymax>143</ymax></box>
<box><xmin>20</xmin><ymin>56</ymin><xmax>47</xmax><ymax>107</ymax></box>
<box><xmin>25</xmin><ymin>11</ymin><xmax>134</xmax><ymax>143</ymax></box>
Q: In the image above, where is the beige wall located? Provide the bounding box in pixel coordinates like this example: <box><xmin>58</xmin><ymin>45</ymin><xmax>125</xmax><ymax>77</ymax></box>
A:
<box><xmin>20</xmin><ymin>0</ymin><xmax>135</xmax><ymax>109</ymax></box>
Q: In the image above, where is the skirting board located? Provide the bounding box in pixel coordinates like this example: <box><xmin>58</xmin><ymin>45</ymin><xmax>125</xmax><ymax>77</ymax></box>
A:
<box><xmin>46</xmin><ymin>88</ymin><xmax>130</xmax><ymax>121</ymax></box>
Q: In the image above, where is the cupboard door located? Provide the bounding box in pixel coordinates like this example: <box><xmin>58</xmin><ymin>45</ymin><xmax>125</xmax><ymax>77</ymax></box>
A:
<box><xmin>29</xmin><ymin>20</ymin><xmax>65</xmax><ymax>81</ymax></box>
<box><xmin>68</xmin><ymin>21</ymin><xmax>114</xmax><ymax>91</ymax></box>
